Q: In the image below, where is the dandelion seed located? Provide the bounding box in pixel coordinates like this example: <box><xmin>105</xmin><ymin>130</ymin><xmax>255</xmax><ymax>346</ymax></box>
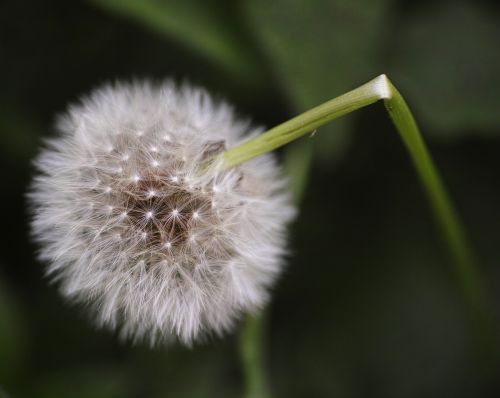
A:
<box><xmin>28</xmin><ymin>80</ymin><xmax>295</xmax><ymax>346</ymax></box>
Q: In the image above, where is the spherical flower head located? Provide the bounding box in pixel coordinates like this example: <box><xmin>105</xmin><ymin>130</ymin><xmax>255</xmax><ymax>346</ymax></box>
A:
<box><xmin>29</xmin><ymin>81</ymin><xmax>295</xmax><ymax>346</ymax></box>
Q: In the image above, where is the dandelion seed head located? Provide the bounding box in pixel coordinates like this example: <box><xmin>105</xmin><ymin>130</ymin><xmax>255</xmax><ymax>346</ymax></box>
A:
<box><xmin>28</xmin><ymin>80</ymin><xmax>295</xmax><ymax>346</ymax></box>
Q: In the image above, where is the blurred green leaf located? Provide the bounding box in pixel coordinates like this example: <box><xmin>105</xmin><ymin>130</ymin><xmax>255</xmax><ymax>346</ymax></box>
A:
<box><xmin>243</xmin><ymin>0</ymin><xmax>395</xmax><ymax>163</ymax></box>
<box><xmin>89</xmin><ymin>0</ymin><xmax>262</xmax><ymax>84</ymax></box>
<box><xmin>388</xmin><ymin>2</ymin><xmax>500</xmax><ymax>138</ymax></box>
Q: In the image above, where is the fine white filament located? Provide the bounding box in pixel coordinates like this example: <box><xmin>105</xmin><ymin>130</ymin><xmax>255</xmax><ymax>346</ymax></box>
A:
<box><xmin>29</xmin><ymin>81</ymin><xmax>295</xmax><ymax>346</ymax></box>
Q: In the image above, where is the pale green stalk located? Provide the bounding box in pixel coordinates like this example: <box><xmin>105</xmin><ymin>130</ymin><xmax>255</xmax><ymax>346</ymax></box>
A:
<box><xmin>226</xmin><ymin>74</ymin><xmax>481</xmax><ymax>310</ymax></box>
<box><xmin>235</xmin><ymin>75</ymin><xmax>496</xmax><ymax>396</ymax></box>
<box><xmin>239</xmin><ymin>314</ymin><xmax>270</xmax><ymax>398</ymax></box>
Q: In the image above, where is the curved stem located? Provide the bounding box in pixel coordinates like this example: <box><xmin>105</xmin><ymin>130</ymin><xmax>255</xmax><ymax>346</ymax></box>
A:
<box><xmin>229</xmin><ymin>75</ymin><xmax>496</xmax><ymax>363</ymax></box>
<box><xmin>383</xmin><ymin>81</ymin><xmax>479</xmax><ymax>306</ymax></box>
<box><xmin>223</xmin><ymin>75</ymin><xmax>387</xmax><ymax>168</ymax></box>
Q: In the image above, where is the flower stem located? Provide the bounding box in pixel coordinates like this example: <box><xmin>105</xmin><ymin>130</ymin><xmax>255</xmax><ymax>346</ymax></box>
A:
<box><xmin>239</xmin><ymin>314</ymin><xmax>270</xmax><ymax>398</ymax></box>
<box><xmin>223</xmin><ymin>75</ymin><xmax>388</xmax><ymax>168</ymax></box>
<box><xmin>232</xmin><ymin>75</ymin><xmax>497</xmax><ymax>383</ymax></box>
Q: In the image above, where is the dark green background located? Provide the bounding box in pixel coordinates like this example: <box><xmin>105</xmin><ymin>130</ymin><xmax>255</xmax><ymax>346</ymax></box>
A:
<box><xmin>1</xmin><ymin>0</ymin><xmax>500</xmax><ymax>397</ymax></box>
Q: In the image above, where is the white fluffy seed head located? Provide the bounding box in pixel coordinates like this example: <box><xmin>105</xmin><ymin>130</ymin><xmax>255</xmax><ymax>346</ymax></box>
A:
<box><xmin>28</xmin><ymin>80</ymin><xmax>295</xmax><ymax>346</ymax></box>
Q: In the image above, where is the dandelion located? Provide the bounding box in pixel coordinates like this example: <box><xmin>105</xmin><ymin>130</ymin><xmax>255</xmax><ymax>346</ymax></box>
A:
<box><xmin>29</xmin><ymin>81</ymin><xmax>295</xmax><ymax>346</ymax></box>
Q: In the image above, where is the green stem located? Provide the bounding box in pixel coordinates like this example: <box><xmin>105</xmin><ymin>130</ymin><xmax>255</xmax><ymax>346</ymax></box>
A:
<box><xmin>223</xmin><ymin>75</ymin><xmax>385</xmax><ymax>168</ymax></box>
<box><xmin>233</xmin><ymin>75</ymin><xmax>496</xmax><ymax>386</ymax></box>
<box><xmin>225</xmin><ymin>74</ymin><xmax>481</xmax><ymax>304</ymax></box>
<box><xmin>239</xmin><ymin>314</ymin><xmax>270</xmax><ymax>398</ymax></box>
<box><xmin>382</xmin><ymin>81</ymin><xmax>496</xmax><ymax>358</ymax></box>
<box><xmin>383</xmin><ymin>81</ymin><xmax>479</xmax><ymax>307</ymax></box>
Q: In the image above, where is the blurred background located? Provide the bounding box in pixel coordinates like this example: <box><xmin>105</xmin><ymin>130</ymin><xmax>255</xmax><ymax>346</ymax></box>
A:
<box><xmin>1</xmin><ymin>0</ymin><xmax>500</xmax><ymax>397</ymax></box>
